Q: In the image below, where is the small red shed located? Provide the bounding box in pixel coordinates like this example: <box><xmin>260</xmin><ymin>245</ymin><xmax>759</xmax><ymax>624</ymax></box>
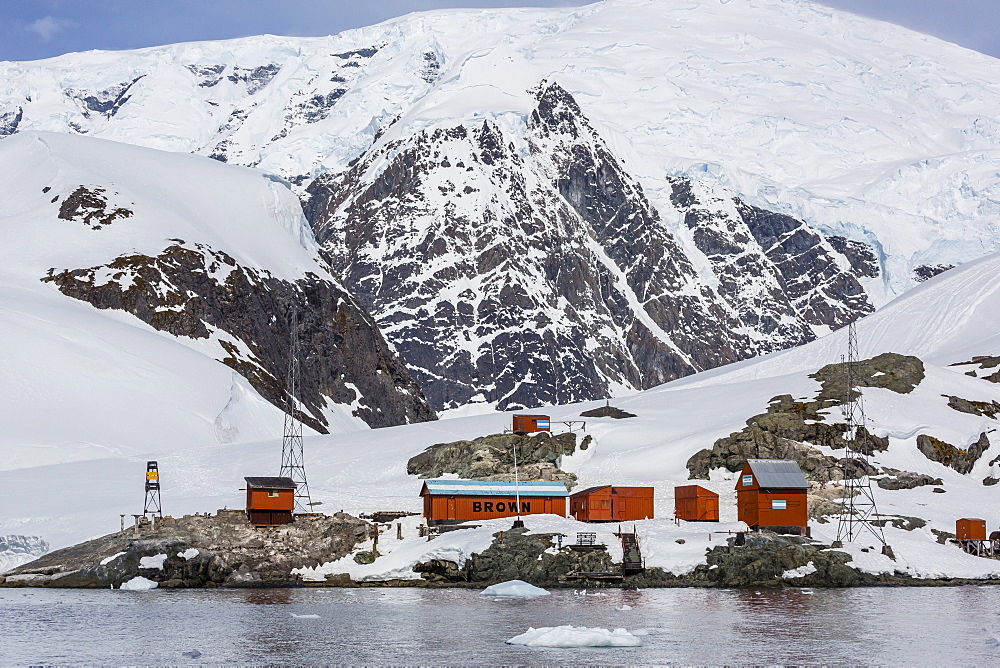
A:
<box><xmin>736</xmin><ymin>459</ymin><xmax>809</xmax><ymax>535</ymax></box>
<box><xmin>421</xmin><ymin>479</ymin><xmax>568</xmax><ymax>525</ymax></box>
<box><xmin>956</xmin><ymin>518</ymin><xmax>987</xmax><ymax>541</ymax></box>
<box><xmin>569</xmin><ymin>485</ymin><xmax>654</xmax><ymax>522</ymax></box>
<box><xmin>245</xmin><ymin>476</ymin><xmax>296</xmax><ymax>527</ymax></box>
<box><xmin>512</xmin><ymin>414</ymin><xmax>550</xmax><ymax>434</ymax></box>
<box><xmin>674</xmin><ymin>485</ymin><xmax>719</xmax><ymax>521</ymax></box>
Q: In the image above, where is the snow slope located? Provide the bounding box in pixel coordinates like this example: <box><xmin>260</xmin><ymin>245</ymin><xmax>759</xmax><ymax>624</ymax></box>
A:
<box><xmin>0</xmin><ymin>131</ymin><xmax>434</xmax><ymax>478</ymax></box>
<box><xmin>5</xmin><ymin>251</ymin><xmax>999</xmax><ymax>578</ymax></box>
<box><xmin>2</xmin><ymin>0</ymin><xmax>999</xmax><ymax>298</ymax></box>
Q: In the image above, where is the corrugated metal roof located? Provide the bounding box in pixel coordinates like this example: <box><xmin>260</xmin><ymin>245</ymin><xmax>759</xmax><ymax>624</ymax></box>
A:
<box><xmin>422</xmin><ymin>479</ymin><xmax>569</xmax><ymax>497</ymax></box>
<box><xmin>746</xmin><ymin>460</ymin><xmax>809</xmax><ymax>489</ymax></box>
<box><xmin>245</xmin><ymin>476</ymin><xmax>296</xmax><ymax>489</ymax></box>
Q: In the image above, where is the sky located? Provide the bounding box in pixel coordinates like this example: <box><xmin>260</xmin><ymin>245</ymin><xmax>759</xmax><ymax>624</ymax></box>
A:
<box><xmin>1</xmin><ymin>0</ymin><xmax>999</xmax><ymax>62</ymax></box>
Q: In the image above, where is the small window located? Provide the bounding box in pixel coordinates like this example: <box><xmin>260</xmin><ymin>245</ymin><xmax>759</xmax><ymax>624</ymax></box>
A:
<box><xmin>742</xmin><ymin>475</ymin><xmax>753</xmax><ymax>487</ymax></box>
<box><xmin>268</xmin><ymin>490</ymin><xmax>280</xmax><ymax>498</ymax></box>
<box><xmin>772</xmin><ymin>499</ymin><xmax>786</xmax><ymax>510</ymax></box>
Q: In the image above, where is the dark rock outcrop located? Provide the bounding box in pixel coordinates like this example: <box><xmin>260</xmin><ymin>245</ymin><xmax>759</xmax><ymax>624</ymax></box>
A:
<box><xmin>914</xmin><ymin>264</ymin><xmax>954</xmax><ymax>282</ymax></box>
<box><xmin>1</xmin><ymin>510</ymin><xmax>368</xmax><ymax>588</ymax></box>
<box><xmin>580</xmin><ymin>405</ymin><xmax>636</xmax><ymax>419</ymax></box>
<box><xmin>950</xmin><ymin>356</ymin><xmax>1000</xmax><ymax>383</ymax></box>
<box><xmin>916</xmin><ymin>432</ymin><xmax>990</xmax><ymax>475</ymax></box>
<box><xmin>42</xmin><ymin>241</ymin><xmax>435</xmax><ymax>431</ymax></box>
<box><xmin>811</xmin><ymin>352</ymin><xmax>925</xmax><ymax>401</ymax></box>
<box><xmin>686</xmin><ymin>394</ymin><xmax>882</xmax><ymax>481</ymax></box>
<box><xmin>946</xmin><ymin>395</ymin><xmax>1000</xmax><ymax>418</ymax></box>
<box><xmin>877</xmin><ymin>469</ymin><xmax>943</xmax><ymax>490</ymax></box>
<box><xmin>406</xmin><ymin>431</ymin><xmax>586</xmax><ymax>487</ymax></box>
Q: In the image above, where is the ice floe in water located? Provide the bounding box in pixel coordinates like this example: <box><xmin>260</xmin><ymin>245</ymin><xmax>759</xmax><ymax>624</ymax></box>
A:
<box><xmin>481</xmin><ymin>580</ymin><xmax>550</xmax><ymax>598</ymax></box>
<box><xmin>505</xmin><ymin>626</ymin><xmax>642</xmax><ymax>647</ymax></box>
<box><xmin>616</xmin><ymin>604</ymin><xmax>632</xmax><ymax>611</ymax></box>
<box><xmin>291</xmin><ymin>613</ymin><xmax>320</xmax><ymax>619</ymax></box>
<box><xmin>119</xmin><ymin>576</ymin><xmax>158</xmax><ymax>591</ymax></box>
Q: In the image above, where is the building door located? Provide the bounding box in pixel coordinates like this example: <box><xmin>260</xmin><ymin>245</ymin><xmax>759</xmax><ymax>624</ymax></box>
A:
<box><xmin>447</xmin><ymin>497</ymin><xmax>456</xmax><ymax>521</ymax></box>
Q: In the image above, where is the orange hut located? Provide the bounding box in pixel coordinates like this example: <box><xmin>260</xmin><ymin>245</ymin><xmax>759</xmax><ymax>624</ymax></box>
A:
<box><xmin>245</xmin><ymin>476</ymin><xmax>296</xmax><ymax>527</ymax></box>
<box><xmin>736</xmin><ymin>459</ymin><xmax>809</xmax><ymax>535</ymax></box>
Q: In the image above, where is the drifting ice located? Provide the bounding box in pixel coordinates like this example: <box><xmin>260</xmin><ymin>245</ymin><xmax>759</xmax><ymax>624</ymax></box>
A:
<box><xmin>291</xmin><ymin>613</ymin><xmax>320</xmax><ymax>619</ymax></box>
<box><xmin>506</xmin><ymin>625</ymin><xmax>642</xmax><ymax>647</ymax></box>
<box><xmin>119</xmin><ymin>576</ymin><xmax>158</xmax><ymax>591</ymax></box>
<box><xmin>481</xmin><ymin>580</ymin><xmax>550</xmax><ymax>597</ymax></box>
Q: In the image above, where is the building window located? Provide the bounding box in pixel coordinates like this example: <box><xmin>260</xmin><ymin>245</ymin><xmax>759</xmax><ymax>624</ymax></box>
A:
<box><xmin>742</xmin><ymin>475</ymin><xmax>753</xmax><ymax>486</ymax></box>
<box><xmin>268</xmin><ymin>490</ymin><xmax>279</xmax><ymax>498</ymax></box>
<box><xmin>772</xmin><ymin>499</ymin><xmax>786</xmax><ymax>510</ymax></box>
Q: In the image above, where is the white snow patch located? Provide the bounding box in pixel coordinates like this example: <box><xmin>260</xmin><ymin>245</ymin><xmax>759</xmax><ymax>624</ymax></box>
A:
<box><xmin>781</xmin><ymin>562</ymin><xmax>817</xmax><ymax>579</ymax></box>
<box><xmin>178</xmin><ymin>548</ymin><xmax>199</xmax><ymax>560</ymax></box>
<box><xmin>100</xmin><ymin>551</ymin><xmax>126</xmax><ymax>566</ymax></box>
<box><xmin>138</xmin><ymin>553</ymin><xmax>167</xmax><ymax>569</ymax></box>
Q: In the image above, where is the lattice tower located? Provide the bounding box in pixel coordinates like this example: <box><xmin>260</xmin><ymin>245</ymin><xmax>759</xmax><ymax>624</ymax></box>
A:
<box><xmin>143</xmin><ymin>460</ymin><xmax>162</xmax><ymax>517</ymax></box>
<box><xmin>279</xmin><ymin>307</ymin><xmax>313</xmax><ymax>512</ymax></box>
<box><xmin>836</xmin><ymin>320</ymin><xmax>887</xmax><ymax>547</ymax></box>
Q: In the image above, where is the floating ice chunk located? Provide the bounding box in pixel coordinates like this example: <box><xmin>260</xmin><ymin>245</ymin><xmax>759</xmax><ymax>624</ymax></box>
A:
<box><xmin>120</xmin><ymin>576</ymin><xmax>158</xmax><ymax>590</ymax></box>
<box><xmin>506</xmin><ymin>625</ymin><xmax>642</xmax><ymax>647</ymax></box>
<box><xmin>291</xmin><ymin>613</ymin><xmax>320</xmax><ymax>619</ymax></box>
<box><xmin>782</xmin><ymin>562</ymin><xmax>817</xmax><ymax>579</ymax></box>
<box><xmin>178</xmin><ymin>548</ymin><xmax>199</xmax><ymax>560</ymax></box>
<box><xmin>100</xmin><ymin>551</ymin><xmax>126</xmax><ymax>566</ymax></box>
<box><xmin>615</xmin><ymin>604</ymin><xmax>632</xmax><ymax>611</ymax></box>
<box><xmin>181</xmin><ymin>650</ymin><xmax>202</xmax><ymax>659</ymax></box>
<box><xmin>139</xmin><ymin>553</ymin><xmax>168</xmax><ymax>569</ymax></box>
<box><xmin>481</xmin><ymin>579</ymin><xmax>550</xmax><ymax>598</ymax></box>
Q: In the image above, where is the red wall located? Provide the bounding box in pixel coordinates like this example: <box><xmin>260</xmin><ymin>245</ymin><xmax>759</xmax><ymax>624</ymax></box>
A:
<box><xmin>423</xmin><ymin>494</ymin><xmax>566</xmax><ymax>522</ymax></box>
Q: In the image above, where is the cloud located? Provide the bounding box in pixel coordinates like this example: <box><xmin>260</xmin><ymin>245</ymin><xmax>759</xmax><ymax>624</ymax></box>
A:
<box><xmin>25</xmin><ymin>16</ymin><xmax>76</xmax><ymax>42</ymax></box>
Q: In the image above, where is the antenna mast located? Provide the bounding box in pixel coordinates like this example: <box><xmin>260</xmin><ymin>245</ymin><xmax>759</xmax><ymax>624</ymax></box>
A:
<box><xmin>279</xmin><ymin>306</ymin><xmax>313</xmax><ymax>512</ymax></box>
<box><xmin>835</xmin><ymin>320</ymin><xmax>890</xmax><ymax>554</ymax></box>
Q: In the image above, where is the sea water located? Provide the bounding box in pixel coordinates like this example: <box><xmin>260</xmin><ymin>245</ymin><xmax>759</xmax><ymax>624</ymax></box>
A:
<box><xmin>2</xmin><ymin>586</ymin><xmax>999</xmax><ymax>664</ymax></box>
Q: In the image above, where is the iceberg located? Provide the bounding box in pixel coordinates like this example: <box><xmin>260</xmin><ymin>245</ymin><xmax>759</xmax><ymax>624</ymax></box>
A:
<box><xmin>481</xmin><ymin>580</ymin><xmax>550</xmax><ymax>598</ymax></box>
<box><xmin>506</xmin><ymin>625</ymin><xmax>642</xmax><ymax>648</ymax></box>
<box><xmin>119</xmin><ymin>576</ymin><xmax>158</xmax><ymax>591</ymax></box>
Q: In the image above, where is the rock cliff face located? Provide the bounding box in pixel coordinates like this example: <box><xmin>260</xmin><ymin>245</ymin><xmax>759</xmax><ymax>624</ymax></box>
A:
<box><xmin>43</xmin><ymin>240</ymin><xmax>435</xmax><ymax>431</ymax></box>
<box><xmin>308</xmin><ymin>82</ymin><xmax>875</xmax><ymax>410</ymax></box>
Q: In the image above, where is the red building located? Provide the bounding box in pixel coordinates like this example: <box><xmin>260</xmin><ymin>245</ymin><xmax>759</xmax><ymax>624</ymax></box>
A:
<box><xmin>736</xmin><ymin>460</ymin><xmax>809</xmax><ymax>535</ymax></box>
<box><xmin>420</xmin><ymin>479</ymin><xmax>568</xmax><ymax>525</ymax></box>
<box><xmin>245</xmin><ymin>476</ymin><xmax>296</xmax><ymax>527</ymax></box>
<box><xmin>569</xmin><ymin>485</ymin><xmax>654</xmax><ymax>522</ymax></box>
<box><xmin>512</xmin><ymin>414</ymin><xmax>550</xmax><ymax>434</ymax></box>
<box><xmin>674</xmin><ymin>485</ymin><xmax>719</xmax><ymax>521</ymax></box>
<box><xmin>956</xmin><ymin>518</ymin><xmax>987</xmax><ymax>540</ymax></box>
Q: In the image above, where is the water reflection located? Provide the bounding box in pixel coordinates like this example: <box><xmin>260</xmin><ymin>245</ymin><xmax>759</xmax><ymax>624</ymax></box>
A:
<box><xmin>3</xmin><ymin>586</ymin><xmax>1000</xmax><ymax>665</ymax></box>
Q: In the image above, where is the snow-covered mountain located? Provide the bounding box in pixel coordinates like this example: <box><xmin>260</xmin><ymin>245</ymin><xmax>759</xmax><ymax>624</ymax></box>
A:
<box><xmin>2</xmin><ymin>0</ymin><xmax>999</xmax><ymax>409</ymax></box>
<box><xmin>0</xmin><ymin>131</ymin><xmax>434</xmax><ymax>475</ymax></box>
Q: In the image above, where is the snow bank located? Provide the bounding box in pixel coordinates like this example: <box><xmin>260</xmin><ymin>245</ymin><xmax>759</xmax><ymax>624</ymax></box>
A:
<box><xmin>505</xmin><ymin>626</ymin><xmax>642</xmax><ymax>648</ymax></box>
<box><xmin>138</xmin><ymin>554</ymin><xmax>167</xmax><ymax>570</ymax></box>
<box><xmin>481</xmin><ymin>580</ymin><xmax>550</xmax><ymax>597</ymax></box>
<box><xmin>99</xmin><ymin>552</ymin><xmax>126</xmax><ymax>566</ymax></box>
<box><xmin>782</xmin><ymin>562</ymin><xmax>817</xmax><ymax>579</ymax></box>
<box><xmin>178</xmin><ymin>548</ymin><xmax>199</xmax><ymax>560</ymax></box>
<box><xmin>119</xmin><ymin>576</ymin><xmax>158</xmax><ymax>591</ymax></box>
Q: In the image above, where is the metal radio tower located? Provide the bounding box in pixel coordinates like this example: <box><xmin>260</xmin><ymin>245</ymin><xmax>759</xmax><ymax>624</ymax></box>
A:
<box><xmin>143</xmin><ymin>460</ymin><xmax>162</xmax><ymax>518</ymax></box>
<box><xmin>279</xmin><ymin>307</ymin><xmax>313</xmax><ymax>512</ymax></box>
<box><xmin>835</xmin><ymin>321</ymin><xmax>889</xmax><ymax>554</ymax></box>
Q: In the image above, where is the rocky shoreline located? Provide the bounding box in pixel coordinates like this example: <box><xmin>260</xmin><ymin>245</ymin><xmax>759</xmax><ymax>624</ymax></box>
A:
<box><xmin>3</xmin><ymin>512</ymin><xmax>998</xmax><ymax>590</ymax></box>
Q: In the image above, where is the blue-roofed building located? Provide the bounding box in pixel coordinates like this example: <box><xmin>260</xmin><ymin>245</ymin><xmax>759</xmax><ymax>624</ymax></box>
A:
<box><xmin>420</xmin><ymin>479</ymin><xmax>568</xmax><ymax>524</ymax></box>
